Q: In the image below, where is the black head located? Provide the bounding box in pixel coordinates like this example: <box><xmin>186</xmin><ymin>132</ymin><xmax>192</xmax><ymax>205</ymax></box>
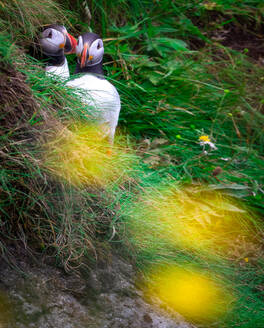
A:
<box><xmin>76</xmin><ymin>32</ymin><xmax>104</xmax><ymax>69</ymax></box>
<box><xmin>40</xmin><ymin>24</ymin><xmax>77</xmax><ymax>56</ymax></box>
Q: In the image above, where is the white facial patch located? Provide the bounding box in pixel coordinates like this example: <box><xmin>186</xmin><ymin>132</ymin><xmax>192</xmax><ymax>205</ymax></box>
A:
<box><xmin>88</xmin><ymin>39</ymin><xmax>104</xmax><ymax>66</ymax></box>
<box><xmin>76</xmin><ymin>36</ymin><xmax>84</xmax><ymax>58</ymax></box>
<box><xmin>40</xmin><ymin>28</ymin><xmax>65</xmax><ymax>54</ymax></box>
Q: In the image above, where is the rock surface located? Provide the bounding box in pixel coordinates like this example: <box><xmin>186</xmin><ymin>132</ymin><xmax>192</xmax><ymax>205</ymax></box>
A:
<box><xmin>0</xmin><ymin>255</ymin><xmax>194</xmax><ymax>328</ymax></box>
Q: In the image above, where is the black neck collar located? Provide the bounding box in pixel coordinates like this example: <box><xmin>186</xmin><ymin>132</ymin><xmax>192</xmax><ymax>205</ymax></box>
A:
<box><xmin>74</xmin><ymin>61</ymin><xmax>104</xmax><ymax>77</ymax></box>
<box><xmin>42</xmin><ymin>50</ymin><xmax>65</xmax><ymax>66</ymax></box>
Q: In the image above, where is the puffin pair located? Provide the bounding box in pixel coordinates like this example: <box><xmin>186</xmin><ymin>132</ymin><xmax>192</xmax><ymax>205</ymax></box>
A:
<box><xmin>40</xmin><ymin>25</ymin><xmax>120</xmax><ymax>144</ymax></box>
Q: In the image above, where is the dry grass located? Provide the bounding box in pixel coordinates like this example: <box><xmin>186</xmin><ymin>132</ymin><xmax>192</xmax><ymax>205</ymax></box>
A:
<box><xmin>0</xmin><ymin>0</ymin><xmax>72</xmax><ymax>45</ymax></box>
<box><xmin>0</xmin><ymin>40</ymin><xmax>115</xmax><ymax>271</ymax></box>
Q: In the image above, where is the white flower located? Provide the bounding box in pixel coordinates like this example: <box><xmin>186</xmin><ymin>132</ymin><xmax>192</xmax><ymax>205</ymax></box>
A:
<box><xmin>199</xmin><ymin>135</ymin><xmax>217</xmax><ymax>150</ymax></box>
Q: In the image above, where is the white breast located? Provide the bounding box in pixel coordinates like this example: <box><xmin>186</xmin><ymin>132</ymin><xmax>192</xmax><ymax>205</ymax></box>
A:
<box><xmin>46</xmin><ymin>59</ymin><xmax>70</xmax><ymax>79</ymax></box>
<box><xmin>66</xmin><ymin>74</ymin><xmax>121</xmax><ymax>142</ymax></box>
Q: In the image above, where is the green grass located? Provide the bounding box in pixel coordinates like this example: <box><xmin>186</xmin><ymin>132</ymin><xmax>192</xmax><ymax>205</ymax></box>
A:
<box><xmin>0</xmin><ymin>33</ymin><xmax>123</xmax><ymax>270</ymax></box>
<box><xmin>0</xmin><ymin>0</ymin><xmax>71</xmax><ymax>44</ymax></box>
<box><xmin>119</xmin><ymin>181</ymin><xmax>264</xmax><ymax>327</ymax></box>
<box><xmin>103</xmin><ymin>34</ymin><xmax>264</xmax><ymax>211</ymax></box>
<box><xmin>1</xmin><ymin>0</ymin><xmax>264</xmax><ymax>327</ymax></box>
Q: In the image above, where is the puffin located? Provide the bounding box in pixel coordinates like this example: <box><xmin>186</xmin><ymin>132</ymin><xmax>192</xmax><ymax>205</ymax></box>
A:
<box><xmin>40</xmin><ymin>24</ymin><xmax>77</xmax><ymax>79</ymax></box>
<box><xmin>40</xmin><ymin>26</ymin><xmax>121</xmax><ymax>144</ymax></box>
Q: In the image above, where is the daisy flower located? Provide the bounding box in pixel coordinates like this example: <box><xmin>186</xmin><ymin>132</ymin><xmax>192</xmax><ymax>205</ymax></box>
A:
<box><xmin>199</xmin><ymin>135</ymin><xmax>217</xmax><ymax>150</ymax></box>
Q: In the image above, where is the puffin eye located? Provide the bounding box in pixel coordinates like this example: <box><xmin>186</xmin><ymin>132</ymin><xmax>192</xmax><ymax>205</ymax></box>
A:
<box><xmin>48</xmin><ymin>30</ymin><xmax>52</xmax><ymax>38</ymax></box>
<box><xmin>97</xmin><ymin>43</ymin><xmax>101</xmax><ymax>49</ymax></box>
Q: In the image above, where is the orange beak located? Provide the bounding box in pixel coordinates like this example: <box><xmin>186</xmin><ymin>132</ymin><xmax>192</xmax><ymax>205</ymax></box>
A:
<box><xmin>80</xmin><ymin>42</ymin><xmax>89</xmax><ymax>68</ymax></box>
<box><xmin>64</xmin><ymin>32</ymin><xmax>77</xmax><ymax>54</ymax></box>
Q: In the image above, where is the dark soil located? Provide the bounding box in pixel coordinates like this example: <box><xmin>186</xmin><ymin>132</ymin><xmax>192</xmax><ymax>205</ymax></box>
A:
<box><xmin>190</xmin><ymin>12</ymin><xmax>264</xmax><ymax>62</ymax></box>
<box><xmin>213</xmin><ymin>25</ymin><xmax>264</xmax><ymax>62</ymax></box>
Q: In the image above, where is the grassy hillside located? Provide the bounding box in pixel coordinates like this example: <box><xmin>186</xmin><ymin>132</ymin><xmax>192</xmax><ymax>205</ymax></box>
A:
<box><xmin>0</xmin><ymin>0</ymin><xmax>264</xmax><ymax>327</ymax></box>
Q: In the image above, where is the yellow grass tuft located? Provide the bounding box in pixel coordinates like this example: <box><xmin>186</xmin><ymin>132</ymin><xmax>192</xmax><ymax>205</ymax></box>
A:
<box><xmin>43</xmin><ymin>122</ymin><xmax>134</xmax><ymax>187</ymax></box>
<box><xmin>143</xmin><ymin>265</ymin><xmax>235</xmax><ymax>323</ymax></box>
